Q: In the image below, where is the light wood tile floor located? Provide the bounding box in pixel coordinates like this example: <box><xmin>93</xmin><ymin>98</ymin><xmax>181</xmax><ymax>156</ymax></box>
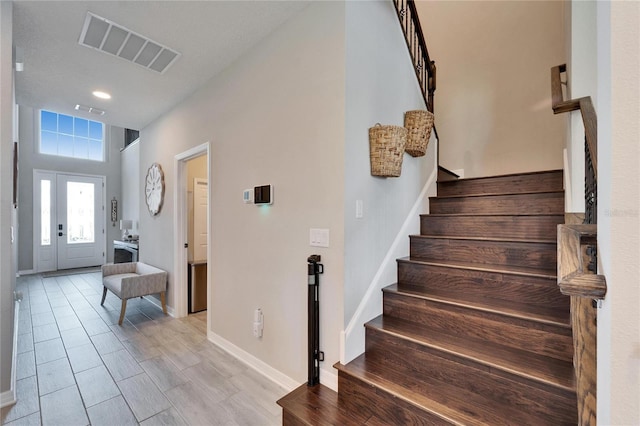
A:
<box><xmin>1</xmin><ymin>272</ymin><xmax>286</xmax><ymax>425</ymax></box>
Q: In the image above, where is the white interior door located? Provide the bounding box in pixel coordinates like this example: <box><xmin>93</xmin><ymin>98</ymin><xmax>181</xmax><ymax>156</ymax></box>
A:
<box><xmin>193</xmin><ymin>178</ymin><xmax>208</xmax><ymax>261</ymax></box>
<box><xmin>34</xmin><ymin>171</ymin><xmax>105</xmax><ymax>271</ymax></box>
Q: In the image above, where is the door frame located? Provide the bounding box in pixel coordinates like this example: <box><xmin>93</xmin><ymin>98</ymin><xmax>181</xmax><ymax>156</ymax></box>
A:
<box><xmin>173</xmin><ymin>142</ymin><xmax>211</xmax><ymax>326</ymax></box>
<box><xmin>33</xmin><ymin>169</ymin><xmax>106</xmax><ymax>273</ymax></box>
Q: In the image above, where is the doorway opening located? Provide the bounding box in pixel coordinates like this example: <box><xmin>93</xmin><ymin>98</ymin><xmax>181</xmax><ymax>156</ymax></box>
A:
<box><xmin>33</xmin><ymin>170</ymin><xmax>106</xmax><ymax>272</ymax></box>
<box><xmin>174</xmin><ymin>143</ymin><xmax>210</xmax><ymax>335</ymax></box>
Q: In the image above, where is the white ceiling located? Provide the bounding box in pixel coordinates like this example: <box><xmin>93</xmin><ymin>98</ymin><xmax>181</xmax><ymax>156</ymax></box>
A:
<box><xmin>12</xmin><ymin>1</ymin><xmax>309</xmax><ymax>130</ymax></box>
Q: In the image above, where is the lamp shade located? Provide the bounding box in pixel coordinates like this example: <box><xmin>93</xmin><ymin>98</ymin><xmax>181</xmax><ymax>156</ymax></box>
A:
<box><xmin>120</xmin><ymin>219</ymin><xmax>133</xmax><ymax>230</ymax></box>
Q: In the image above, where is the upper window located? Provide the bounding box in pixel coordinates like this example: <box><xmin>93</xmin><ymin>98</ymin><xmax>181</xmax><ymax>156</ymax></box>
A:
<box><xmin>40</xmin><ymin>110</ymin><xmax>105</xmax><ymax>162</ymax></box>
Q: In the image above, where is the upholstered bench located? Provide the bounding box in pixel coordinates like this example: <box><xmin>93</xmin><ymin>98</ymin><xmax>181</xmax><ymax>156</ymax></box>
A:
<box><xmin>101</xmin><ymin>262</ymin><xmax>168</xmax><ymax>325</ymax></box>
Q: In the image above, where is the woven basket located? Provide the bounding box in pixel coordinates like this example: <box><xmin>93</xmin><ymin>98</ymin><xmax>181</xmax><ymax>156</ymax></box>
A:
<box><xmin>369</xmin><ymin>124</ymin><xmax>407</xmax><ymax>177</ymax></box>
<box><xmin>404</xmin><ymin>110</ymin><xmax>434</xmax><ymax>157</ymax></box>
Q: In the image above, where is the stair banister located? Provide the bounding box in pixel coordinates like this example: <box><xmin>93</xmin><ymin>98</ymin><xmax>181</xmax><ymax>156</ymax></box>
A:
<box><xmin>551</xmin><ymin>63</ymin><xmax>607</xmax><ymax>426</ymax></box>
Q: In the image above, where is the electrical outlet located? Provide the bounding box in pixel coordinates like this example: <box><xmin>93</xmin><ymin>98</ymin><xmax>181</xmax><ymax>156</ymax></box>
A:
<box><xmin>253</xmin><ymin>322</ymin><xmax>263</xmax><ymax>338</ymax></box>
<box><xmin>253</xmin><ymin>308</ymin><xmax>263</xmax><ymax>338</ymax></box>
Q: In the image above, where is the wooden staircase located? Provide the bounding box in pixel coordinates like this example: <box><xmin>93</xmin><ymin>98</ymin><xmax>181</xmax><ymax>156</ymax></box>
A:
<box><xmin>278</xmin><ymin>169</ymin><xmax>577</xmax><ymax>425</ymax></box>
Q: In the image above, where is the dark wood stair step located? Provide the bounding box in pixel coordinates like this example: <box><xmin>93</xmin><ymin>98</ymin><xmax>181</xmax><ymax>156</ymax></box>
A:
<box><xmin>336</xmin><ymin>354</ymin><xmax>576</xmax><ymax>426</ymax></box>
<box><xmin>410</xmin><ymin>235</ymin><xmax>557</xmax><ymax>271</ymax></box>
<box><xmin>437</xmin><ymin>169</ymin><xmax>563</xmax><ymax>197</ymax></box>
<box><xmin>437</xmin><ymin>165</ymin><xmax>460</xmax><ymax>182</ymax></box>
<box><xmin>420</xmin><ymin>214</ymin><xmax>564</xmax><ymax>241</ymax></box>
<box><xmin>363</xmin><ymin>325</ymin><xmax>578</xmax><ymax>424</ymax></box>
<box><xmin>277</xmin><ymin>383</ymin><xmax>369</xmax><ymax>426</ymax></box>
<box><xmin>385</xmin><ymin>283</ymin><xmax>569</xmax><ymax>327</ymax></box>
<box><xmin>429</xmin><ymin>191</ymin><xmax>564</xmax><ymax>215</ymax></box>
<box><xmin>395</xmin><ymin>282</ymin><xmax>569</xmax><ymax>325</ymax></box>
<box><xmin>365</xmin><ymin>315</ymin><xmax>575</xmax><ymax>393</ymax></box>
<box><xmin>397</xmin><ymin>257</ymin><xmax>569</xmax><ymax>311</ymax></box>
<box><xmin>382</xmin><ymin>285</ymin><xmax>573</xmax><ymax>361</ymax></box>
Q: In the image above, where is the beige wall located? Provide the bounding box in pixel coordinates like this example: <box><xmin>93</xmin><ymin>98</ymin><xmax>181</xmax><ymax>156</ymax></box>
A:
<box><xmin>121</xmin><ymin>140</ymin><xmax>140</xmax><ymax>236</ymax></box>
<box><xmin>416</xmin><ymin>1</ymin><xmax>566</xmax><ymax>178</ymax></box>
<box><xmin>0</xmin><ymin>0</ymin><xmax>16</xmax><ymax>397</ymax></box>
<box><xmin>342</xmin><ymin>0</ymin><xmax>437</xmax><ymax>362</ymax></box>
<box><xmin>139</xmin><ymin>2</ymin><xmax>345</xmax><ymax>387</ymax></box>
<box><xmin>597</xmin><ymin>1</ymin><xmax>640</xmax><ymax>423</ymax></box>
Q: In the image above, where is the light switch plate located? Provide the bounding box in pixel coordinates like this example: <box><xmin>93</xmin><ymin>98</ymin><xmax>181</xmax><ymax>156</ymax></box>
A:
<box><xmin>355</xmin><ymin>200</ymin><xmax>363</xmax><ymax>218</ymax></box>
<box><xmin>310</xmin><ymin>228</ymin><xmax>329</xmax><ymax>247</ymax></box>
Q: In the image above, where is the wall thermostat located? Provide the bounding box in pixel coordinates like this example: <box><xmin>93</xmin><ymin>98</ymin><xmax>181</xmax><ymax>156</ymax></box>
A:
<box><xmin>243</xmin><ymin>189</ymin><xmax>253</xmax><ymax>204</ymax></box>
<box><xmin>254</xmin><ymin>185</ymin><xmax>273</xmax><ymax>205</ymax></box>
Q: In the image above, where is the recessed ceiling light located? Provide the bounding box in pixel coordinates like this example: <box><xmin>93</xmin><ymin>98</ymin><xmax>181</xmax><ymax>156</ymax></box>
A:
<box><xmin>92</xmin><ymin>91</ymin><xmax>111</xmax><ymax>100</ymax></box>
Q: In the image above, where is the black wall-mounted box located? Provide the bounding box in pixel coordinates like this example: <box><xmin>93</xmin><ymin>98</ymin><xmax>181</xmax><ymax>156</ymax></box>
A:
<box><xmin>254</xmin><ymin>185</ymin><xmax>273</xmax><ymax>205</ymax></box>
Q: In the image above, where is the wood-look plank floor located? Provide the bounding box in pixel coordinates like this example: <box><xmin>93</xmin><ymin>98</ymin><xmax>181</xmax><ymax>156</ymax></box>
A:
<box><xmin>1</xmin><ymin>272</ymin><xmax>286</xmax><ymax>426</ymax></box>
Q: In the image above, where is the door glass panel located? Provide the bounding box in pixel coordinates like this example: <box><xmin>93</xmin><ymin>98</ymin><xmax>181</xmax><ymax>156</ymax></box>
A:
<box><xmin>41</xmin><ymin>180</ymin><xmax>51</xmax><ymax>246</ymax></box>
<box><xmin>66</xmin><ymin>182</ymin><xmax>95</xmax><ymax>244</ymax></box>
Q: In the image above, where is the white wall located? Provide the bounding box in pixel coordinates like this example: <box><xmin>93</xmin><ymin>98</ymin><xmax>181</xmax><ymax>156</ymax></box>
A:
<box><xmin>342</xmin><ymin>0</ymin><xmax>436</xmax><ymax>362</ymax></box>
<box><xmin>17</xmin><ymin>106</ymin><xmax>123</xmax><ymax>270</ymax></box>
<box><xmin>566</xmin><ymin>0</ymin><xmax>597</xmax><ymax>213</ymax></box>
<box><xmin>416</xmin><ymin>1</ymin><xmax>566</xmax><ymax>178</ymax></box>
<box><xmin>140</xmin><ymin>2</ymin><xmax>345</xmax><ymax>388</ymax></box>
<box><xmin>597</xmin><ymin>1</ymin><xmax>640</xmax><ymax>424</ymax></box>
<box><xmin>0</xmin><ymin>0</ymin><xmax>16</xmax><ymax>398</ymax></box>
<box><xmin>120</xmin><ymin>139</ymin><xmax>140</xmax><ymax>236</ymax></box>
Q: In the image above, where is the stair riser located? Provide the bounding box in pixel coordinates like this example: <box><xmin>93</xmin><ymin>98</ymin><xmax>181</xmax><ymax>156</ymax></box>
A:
<box><xmin>410</xmin><ymin>237</ymin><xmax>557</xmax><ymax>270</ymax></box>
<box><xmin>282</xmin><ymin>411</ymin><xmax>309</xmax><ymax>426</ymax></box>
<box><xmin>397</xmin><ymin>260</ymin><xmax>569</xmax><ymax>311</ymax></box>
<box><xmin>383</xmin><ymin>291</ymin><xmax>573</xmax><ymax>361</ymax></box>
<box><xmin>437</xmin><ymin>171</ymin><xmax>563</xmax><ymax>197</ymax></box>
<box><xmin>429</xmin><ymin>192</ymin><xmax>564</xmax><ymax>215</ymax></box>
<box><xmin>420</xmin><ymin>215</ymin><xmax>563</xmax><ymax>240</ymax></box>
<box><xmin>365</xmin><ymin>329</ymin><xmax>577</xmax><ymax>424</ymax></box>
<box><xmin>337</xmin><ymin>373</ymin><xmax>453</xmax><ymax>425</ymax></box>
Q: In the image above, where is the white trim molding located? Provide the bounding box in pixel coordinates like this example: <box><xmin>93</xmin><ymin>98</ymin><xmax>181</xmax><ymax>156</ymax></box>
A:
<box><xmin>208</xmin><ymin>330</ymin><xmax>300</xmax><ymax>392</ymax></box>
<box><xmin>1</xmin><ymin>300</ymin><xmax>20</xmax><ymax>408</ymax></box>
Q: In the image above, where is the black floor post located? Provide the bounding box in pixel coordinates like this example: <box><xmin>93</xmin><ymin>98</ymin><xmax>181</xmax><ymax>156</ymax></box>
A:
<box><xmin>307</xmin><ymin>255</ymin><xmax>323</xmax><ymax>386</ymax></box>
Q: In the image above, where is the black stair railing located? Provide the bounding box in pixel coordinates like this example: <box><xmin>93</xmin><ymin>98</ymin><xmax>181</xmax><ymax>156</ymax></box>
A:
<box><xmin>392</xmin><ymin>0</ymin><xmax>436</xmax><ymax>113</ymax></box>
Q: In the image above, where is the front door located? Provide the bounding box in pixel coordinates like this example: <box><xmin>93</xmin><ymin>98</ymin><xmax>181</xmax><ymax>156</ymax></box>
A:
<box><xmin>34</xmin><ymin>171</ymin><xmax>105</xmax><ymax>272</ymax></box>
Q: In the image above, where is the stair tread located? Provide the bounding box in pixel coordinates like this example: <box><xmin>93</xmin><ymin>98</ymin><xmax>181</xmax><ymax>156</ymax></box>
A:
<box><xmin>432</xmin><ymin>189</ymin><xmax>564</xmax><ymax>200</ymax></box>
<box><xmin>399</xmin><ymin>257</ymin><xmax>557</xmax><ymax>279</ymax></box>
<box><xmin>411</xmin><ymin>234</ymin><xmax>557</xmax><ymax>244</ymax></box>
<box><xmin>421</xmin><ymin>213</ymin><xmax>565</xmax><ymax>217</ymax></box>
<box><xmin>336</xmin><ymin>354</ymin><xmax>563</xmax><ymax>426</ymax></box>
<box><xmin>384</xmin><ymin>283</ymin><xmax>570</xmax><ymax>327</ymax></box>
<box><xmin>366</xmin><ymin>315</ymin><xmax>575</xmax><ymax>392</ymax></box>
<box><xmin>277</xmin><ymin>383</ymin><xmax>368</xmax><ymax>425</ymax></box>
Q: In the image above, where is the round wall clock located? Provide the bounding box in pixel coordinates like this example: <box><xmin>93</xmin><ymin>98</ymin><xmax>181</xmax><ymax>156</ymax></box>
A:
<box><xmin>145</xmin><ymin>163</ymin><xmax>165</xmax><ymax>216</ymax></box>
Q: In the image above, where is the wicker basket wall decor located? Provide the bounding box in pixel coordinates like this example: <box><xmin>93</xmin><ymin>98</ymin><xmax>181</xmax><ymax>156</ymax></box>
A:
<box><xmin>369</xmin><ymin>124</ymin><xmax>407</xmax><ymax>177</ymax></box>
<box><xmin>404</xmin><ymin>110</ymin><xmax>434</xmax><ymax>157</ymax></box>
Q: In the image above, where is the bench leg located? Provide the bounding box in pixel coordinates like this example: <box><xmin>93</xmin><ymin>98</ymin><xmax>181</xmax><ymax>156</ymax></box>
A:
<box><xmin>160</xmin><ymin>292</ymin><xmax>168</xmax><ymax>315</ymax></box>
<box><xmin>100</xmin><ymin>287</ymin><xmax>107</xmax><ymax>306</ymax></box>
<box><xmin>118</xmin><ymin>299</ymin><xmax>127</xmax><ymax>325</ymax></box>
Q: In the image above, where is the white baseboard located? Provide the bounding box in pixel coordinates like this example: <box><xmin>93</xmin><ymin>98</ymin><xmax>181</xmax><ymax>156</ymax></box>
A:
<box><xmin>1</xmin><ymin>301</ymin><xmax>20</xmax><ymax>408</ymax></box>
<box><xmin>320</xmin><ymin>366</ymin><xmax>338</xmax><ymax>392</ymax></box>
<box><xmin>451</xmin><ymin>169</ymin><xmax>464</xmax><ymax>179</ymax></box>
<box><xmin>142</xmin><ymin>295</ymin><xmax>175</xmax><ymax>317</ymax></box>
<box><xmin>17</xmin><ymin>269</ymin><xmax>34</xmax><ymax>277</ymax></box>
<box><xmin>207</xmin><ymin>330</ymin><xmax>300</xmax><ymax>392</ymax></box>
<box><xmin>340</xmin><ymin>165</ymin><xmax>438</xmax><ymax>364</ymax></box>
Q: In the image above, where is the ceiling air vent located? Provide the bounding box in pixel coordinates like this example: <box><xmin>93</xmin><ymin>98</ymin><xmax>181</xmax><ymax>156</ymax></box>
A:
<box><xmin>79</xmin><ymin>12</ymin><xmax>180</xmax><ymax>74</ymax></box>
<box><xmin>75</xmin><ymin>104</ymin><xmax>105</xmax><ymax>116</ymax></box>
